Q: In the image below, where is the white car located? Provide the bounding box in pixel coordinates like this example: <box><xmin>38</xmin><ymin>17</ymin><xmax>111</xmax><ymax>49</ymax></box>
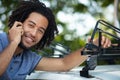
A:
<box><xmin>26</xmin><ymin>64</ymin><xmax>120</xmax><ymax>80</ymax></box>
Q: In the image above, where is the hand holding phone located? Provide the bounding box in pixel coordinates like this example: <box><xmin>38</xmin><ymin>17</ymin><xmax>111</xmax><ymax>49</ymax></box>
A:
<box><xmin>8</xmin><ymin>21</ymin><xmax>24</xmax><ymax>45</ymax></box>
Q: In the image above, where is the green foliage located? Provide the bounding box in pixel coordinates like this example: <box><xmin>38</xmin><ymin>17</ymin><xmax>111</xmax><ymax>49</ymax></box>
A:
<box><xmin>0</xmin><ymin>0</ymin><xmax>19</xmax><ymax>32</ymax></box>
<box><xmin>0</xmin><ymin>0</ymin><xmax>118</xmax><ymax>59</ymax></box>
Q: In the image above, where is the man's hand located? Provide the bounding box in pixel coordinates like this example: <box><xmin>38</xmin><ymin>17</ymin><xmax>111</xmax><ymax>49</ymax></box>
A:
<box><xmin>92</xmin><ymin>36</ymin><xmax>111</xmax><ymax>48</ymax></box>
<box><xmin>8</xmin><ymin>21</ymin><xmax>24</xmax><ymax>45</ymax></box>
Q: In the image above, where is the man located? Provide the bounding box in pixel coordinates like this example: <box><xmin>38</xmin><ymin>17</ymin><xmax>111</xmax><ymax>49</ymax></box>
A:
<box><xmin>0</xmin><ymin>0</ymin><xmax>111</xmax><ymax>80</ymax></box>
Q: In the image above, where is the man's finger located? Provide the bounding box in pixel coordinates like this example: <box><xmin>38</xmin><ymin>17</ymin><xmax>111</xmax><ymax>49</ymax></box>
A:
<box><xmin>12</xmin><ymin>21</ymin><xmax>23</xmax><ymax>28</ymax></box>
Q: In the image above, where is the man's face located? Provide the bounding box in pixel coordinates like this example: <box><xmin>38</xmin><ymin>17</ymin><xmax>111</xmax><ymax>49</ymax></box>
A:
<box><xmin>21</xmin><ymin>12</ymin><xmax>48</xmax><ymax>49</ymax></box>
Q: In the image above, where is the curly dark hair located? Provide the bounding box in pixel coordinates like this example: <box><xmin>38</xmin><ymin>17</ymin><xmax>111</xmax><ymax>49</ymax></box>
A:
<box><xmin>8</xmin><ymin>0</ymin><xmax>58</xmax><ymax>50</ymax></box>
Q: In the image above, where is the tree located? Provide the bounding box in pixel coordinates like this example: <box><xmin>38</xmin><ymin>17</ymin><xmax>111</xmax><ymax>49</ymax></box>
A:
<box><xmin>0</xmin><ymin>0</ymin><xmax>115</xmax><ymax>55</ymax></box>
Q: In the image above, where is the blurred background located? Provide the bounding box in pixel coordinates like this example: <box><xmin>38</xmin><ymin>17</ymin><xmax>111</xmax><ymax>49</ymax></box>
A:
<box><xmin>0</xmin><ymin>0</ymin><xmax>120</xmax><ymax>65</ymax></box>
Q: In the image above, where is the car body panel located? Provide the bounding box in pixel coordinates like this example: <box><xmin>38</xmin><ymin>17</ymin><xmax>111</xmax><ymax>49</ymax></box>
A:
<box><xmin>26</xmin><ymin>65</ymin><xmax>120</xmax><ymax>80</ymax></box>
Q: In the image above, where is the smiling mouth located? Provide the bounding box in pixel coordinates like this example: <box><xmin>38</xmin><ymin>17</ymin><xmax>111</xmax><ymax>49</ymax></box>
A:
<box><xmin>24</xmin><ymin>34</ymin><xmax>35</xmax><ymax>43</ymax></box>
<box><xmin>26</xmin><ymin>37</ymin><xmax>33</xmax><ymax>42</ymax></box>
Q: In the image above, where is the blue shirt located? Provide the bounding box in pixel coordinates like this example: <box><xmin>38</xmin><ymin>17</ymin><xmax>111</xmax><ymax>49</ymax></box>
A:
<box><xmin>0</xmin><ymin>32</ymin><xmax>42</xmax><ymax>80</ymax></box>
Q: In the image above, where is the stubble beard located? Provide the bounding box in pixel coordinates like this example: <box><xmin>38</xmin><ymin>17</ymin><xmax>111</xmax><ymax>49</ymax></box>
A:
<box><xmin>18</xmin><ymin>41</ymin><xmax>29</xmax><ymax>50</ymax></box>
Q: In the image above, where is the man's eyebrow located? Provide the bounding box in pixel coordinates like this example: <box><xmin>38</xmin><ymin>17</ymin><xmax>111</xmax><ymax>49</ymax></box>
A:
<box><xmin>40</xmin><ymin>27</ymin><xmax>46</xmax><ymax>32</ymax></box>
<box><xmin>29</xmin><ymin>20</ymin><xmax>36</xmax><ymax>25</ymax></box>
<box><xmin>29</xmin><ymin>20</ymin><xmax>46</xmax><ymax>31</ymax></box>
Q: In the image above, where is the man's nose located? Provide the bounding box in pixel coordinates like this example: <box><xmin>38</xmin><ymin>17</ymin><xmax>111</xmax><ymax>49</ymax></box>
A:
<box><xmin>31</xmin><ymin>29</ymin><xmax>37</xmax><ymax>36</ymax></box>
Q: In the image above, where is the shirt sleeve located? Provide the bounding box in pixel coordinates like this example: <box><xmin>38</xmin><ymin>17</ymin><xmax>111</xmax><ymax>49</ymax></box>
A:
<box><xmin>0</xmin><ymin>32</ymin><xmax>9</xmax><ymax>53</ymax></box>
<box><xmin>0</xmin><ymin>39</ymin><xmax>3</xmax><ymax>52</ymax></box>
<box><xmin>26</xmin><ymin>51</ymin><xmax>42</xmax><ymax>75</ymax></box>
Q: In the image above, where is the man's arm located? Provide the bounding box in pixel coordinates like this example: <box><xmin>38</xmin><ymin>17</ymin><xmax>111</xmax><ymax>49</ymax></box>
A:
<box><xmin>35</xmin><ymin>48</ymin><xmax>87</xmax><ymax>72</ymax></box>
<box><xmin>35</xmin><ymin>36</ymin><xmax>111</xmax><ymax>72</ymax></box>
<box><xmin>0</xmin><ymin>21</ymin><xmax>23</xmax><ymax>76</ymax></box>
<box><xmin>0</xmin><ymin>41</ymin><xmax>18</xmax><ymax>76</ymax></box>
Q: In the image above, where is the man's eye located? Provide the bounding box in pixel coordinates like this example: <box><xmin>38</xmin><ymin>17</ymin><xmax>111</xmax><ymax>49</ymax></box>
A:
<box><xmin>38</xmin><ymin>29</ymin><xmax>44</xmax><ymax>33</ymax></box>
<box><xmin>29</xmin><ymin>24</ymin><xmax>34</xmax><ymax>28</ymax></box>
